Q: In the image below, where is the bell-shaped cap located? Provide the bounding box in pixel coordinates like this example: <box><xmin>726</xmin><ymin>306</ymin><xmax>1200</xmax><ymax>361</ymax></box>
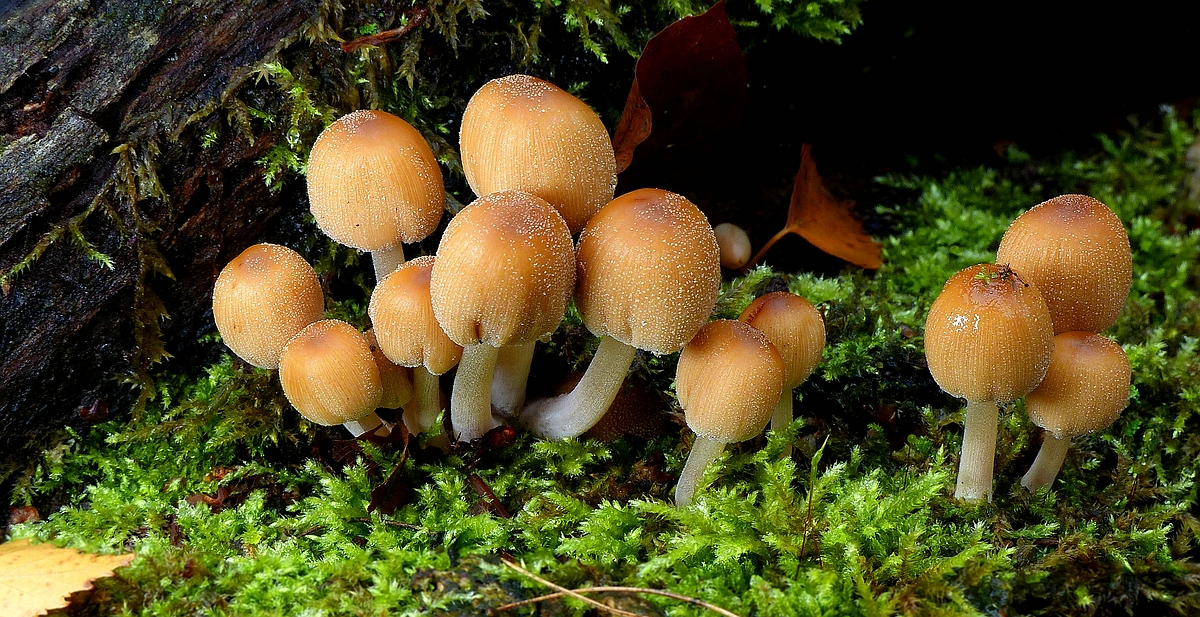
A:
<box><xmin>369</xmin><ymin>256</ymin><xmax>463</xmax><ymax>375</ymax></box>
<box><xmin>739</xmin><ymin>291</ymin><xmax>825</xmax><ymax>388</ymax></box>
<box><xmin>430</xmin><ymin>190</ymin><xmax>575</xmax><ymax>348</ymax></box>
<box><xmin>307</xmin><ymin>109</ymin><xmax>444</xmax><ymax>251</ymax></box>
<box><xmin>924</xmin><ymin>264</ymin><xmax>1054</xmax><ymax>403</ymax></box>
<box><xmin>677</xmin><ymin>320</ymin><xmax>784</xmax><ymax>443</ymax></box>
<box><xmin>996</xmin><ymin>194</ymin><xmax>1132</xmax><ymax>334</ymax></box>
<box><xmin>460</xmin><ymin>74</ymin><xmax>616</xmax><ymax>233</ymax></box>
<box><xmin>365</xmin><ymin>328</ymin><xmax>414</xmax><ymax>409</ymax></box>
<box><xmin>575</xmin><ymin>188</ymin><xmax>721</xmax><ymax>355</ymax></box>
<box><xmin>279</xmin><ymin>320</ymin><xmax>383</xmax><ymax>425</ymax></box>
<box><xmin>212</xmin><ymin>243</ymin><xmax>325</xmax><ymax>369</ymax></box>
<box><xmin>1026</xmin><ymin>331</ymin><xmax>1130</xmax><ymax>438</ymax></box>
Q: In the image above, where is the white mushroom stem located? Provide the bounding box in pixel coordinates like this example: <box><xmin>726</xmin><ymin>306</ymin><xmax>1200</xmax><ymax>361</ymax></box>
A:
<box><xmin>675</xmin><ymin>434</ymin><xmax>726</xmax><ymax>508</ymax></box>
<box><xmin>371</xmin><ymin>244</ymin><xmax>406</xmax><ymax>282</ymax></box>
<box><xmin>451</xmin><ymin>343</ymin><xmax>501</xmax><ymax>442</ymax></box>
<box><xmin>343</xmin><ymin>411</ymin><xmax>391</xmax><ymax>438</ymax></box>
<box><xmin>955</xmin><ymin>399</ymin><xmax>999</xmax><ymax>502</ymax></box>
<box><xmin>402</xmin><ymin>366</ymin><xmax>443</xmax><ymax>435</ymax></box>
<box><xmin>492</xmin><ymin>341</ymin><xmax>537</xmax><ymax>418</ymax></box>
<box><xmin>520</xmin><ymin>336</ymin><xmax>638</xmax><ymax>439</ymax></box>
<box><xmin>1021</xmin><ymin>432</ymin><xmax>1071</xmax><ymax>491</ymax></box>
<box><xmin>770</xmin><ymin>392</ymin><xmax>794</xmax><ymax>459</ymax></box>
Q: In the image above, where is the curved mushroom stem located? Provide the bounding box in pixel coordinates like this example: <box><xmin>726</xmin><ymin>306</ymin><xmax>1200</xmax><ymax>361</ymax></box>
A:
<box><xmin>402</xmin><ymin>366</ymin><xmax>443</xmax><ymax>434</ymax></box>
<box><xmin>770</xmin><ymin>391</ymin><xmax>794</xmax><ymax>459</ymax></box>
<box><xmin>675</xmin><ymin>435</ymin><xmax>726</xmax><ymax>508</ymax></box>
<box><xmin>371</xmin><ymin>244</ymin><xmax>406</xmax><ymax>282</ymax></box>
<box><xmin>343</xmin><ymin>411</ymin><xmax>391</xmax><ymax>438</ymax></box>
<box><xmin>451</xmin><ymin>343</ymin><xmax>501</xmax><ymax>442</ymax></box>
<box><xmin>520</xmin><ymin>336</ymin><xmax>638</xmax><ymax>439</ymax></box>
<box><xmin>491</xmin><ymin>341</ymin><xmax>537</xmax><ymax>418</ymax></box>
<box><xmin>955</xmin><ymin>399</ymin><xmax>999</xmax><ymax>502</ymax></box>
<box><xmin>1021</xmin><ymin>432</ymin><xmax>1071</xmax><ymax>491</ymax></box>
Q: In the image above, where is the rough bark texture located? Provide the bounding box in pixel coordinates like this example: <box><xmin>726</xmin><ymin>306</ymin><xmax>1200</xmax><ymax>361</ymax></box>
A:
<box><xmin>0</xmin><ymin>0</ymin><xmax>316</xmax><ymax>475</ymax></box>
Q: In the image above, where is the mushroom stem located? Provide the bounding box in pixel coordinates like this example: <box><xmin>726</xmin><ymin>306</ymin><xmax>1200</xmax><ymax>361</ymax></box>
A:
<box><xmin>770</xmin><ymin>393</ymin><xmax>794</xmax><ymax>459</ymax></box>
<box><xmin>1021</xmin><ymin>432</ymin><xmax>1071</xmax><ymax>491</ymax></box>
<box><xmin>492</xmin><ymin>341</ymin><xmax>537</xmax><ymax>418</ymax></box>
<box><xmin>402</xmin><ymin>366</ymin><xmax>443</xmax><ymax>434</ymax></box>
<box><xmin>343</xmin><ymin>411</ymin><xmax>390</xmax><ymax>438</ymax></box>
<box><xmin>675</xmin><ymin>435</ymin><xmax>726</xmax><ymax>508</ymax></box>
<box><xmin>451</xmin><ymin>343</ymin><xmax>501</xmax><ymax>442</ymax></box>
<box><xmin>520</xmin><ymin>336</ymin><xmax>638</xmax><ymax>439</ymax></box>
<box><xmin>955</xmin><ymin>399</ymin><xmax>999</xmax><ymax>502</ymax></box>
<box><xmin>372</xmin><ymin>245</ymin><xmax>406</xmax><ymax>282</ymax></box>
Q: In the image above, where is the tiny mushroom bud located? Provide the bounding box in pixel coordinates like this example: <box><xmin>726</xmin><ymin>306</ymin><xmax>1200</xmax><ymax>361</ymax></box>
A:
<box><xmin>365</xmin><ymin>328</ymin><xmax>414</xmax><ymax>410</ymax></box>
<box><xmin>460</xmin><ymin>74</ymin><xmax>616</xmax><ymax>233</ymax></box>
<box><xmin>674</xmin><ymin>320</ymin><xmax>784</xmax><ymax>507</ymax></box>
<box><xmin>739</xmin><ymin>291</ymin><xmax>826</xmax><ymax>458</ymax></box>
<box><xmin>925</xmin><ymin>263</ymin><xmax>1054</xmax><ymax>502</ymax></box>
<box><xmin>307</xmin><ymin>110</ymin><xmax>445</xmax><ymax>281</ymax></box>
<box><xmin>996</xmin><ymin>194</ymin><xmax>1132</xmax><ymax>334</ymax></box>
<box><xmin>212</xmin><ymin>243</ymin><xmax>325</xmax><ymax>369</ymax></box>
<box><xmin>368</xmin><ymin>255</ymin><xmax>463</xmax><ymax>434</ymax></box>
<box><xmin>278</xmin><ymin>319</ymin><xmax>385</xmax><ymax>437</ymax></box>
<box><xmin>521</xmin><ymin>188</ymin><xmax>721</xmax><ymax>440</ymax></box>
<box><xmin>714</xmin><ymin>222</ymin><xmax>752</xmax><ymax>270</ymax></box>
<box><xmin>430</xmin><ymin>190</ymin><xmax>575</xmax><ymax>442</ymax></box>
<box><xmin>1021</xmin><ymin>331</ymin><xmax>1131</xmax><ymax>491</ymax></box>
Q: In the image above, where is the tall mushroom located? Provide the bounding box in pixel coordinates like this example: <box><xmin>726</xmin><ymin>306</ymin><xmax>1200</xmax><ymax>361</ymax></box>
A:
<box><xmin>307</xmin><ymin>109</ymin><xmax>445</xmax><ymax>281</ymax></box>
<box><xmin>738</xmin><ymin>291</ymin><xmax>826</xmax><ymax>458</ymax></box>
<box><xmin>430</xmin><ymin>190</ymin><xmax>575</xmax><ymax>442</ymax></box>
<box><xmin>674</xmin><ymin>320</ymin><xmax>784</xmax><ymax>507</ymax></box>
<box><xmin>521</xmin><ymin>188</ymin><xmax>721</xmax><ymax>440</ymax></box>
<box><xmin>278</xmin><ymin>319</ymin><xmax>386</xmax><ymax>437</ymax></box>
<box><xmin>1021</xmin><ymin>331</ymin><xmax>1131</xmax><ymax>491</ymax></box>
<box><xmin>925</xmin><ymin>264</ymin><xmax>1054</xmax><ymax>501</ymax></box>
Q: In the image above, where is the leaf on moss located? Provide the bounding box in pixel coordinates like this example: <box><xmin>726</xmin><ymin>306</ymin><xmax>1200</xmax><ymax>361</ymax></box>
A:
<box><xmin>0</xmin><ymin>539</ymin><xmax>133</xmax><ymax>617</ymax></box>
<box><xmin>747</xmin><ymin>144</ymin><xmax>883</xmax><ymax>270</ymax></box>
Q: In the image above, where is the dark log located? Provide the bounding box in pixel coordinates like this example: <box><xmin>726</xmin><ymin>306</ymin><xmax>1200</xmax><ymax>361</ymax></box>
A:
<box><xmin>0</xmin><ymin>0</ymin><xmax>316</xmax><ymax>475</ymax></box>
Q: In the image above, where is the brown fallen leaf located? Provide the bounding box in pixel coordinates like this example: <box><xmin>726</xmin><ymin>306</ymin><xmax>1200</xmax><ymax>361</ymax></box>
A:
<box><xmin>0</xmin><ymin>538</ymin><xmax>134</xmax><ymax>617</ymax></box>
<box><xmin>745</xmin><ymin>144</ymin><xmax>882</xmax><ymax>270</ymax></box>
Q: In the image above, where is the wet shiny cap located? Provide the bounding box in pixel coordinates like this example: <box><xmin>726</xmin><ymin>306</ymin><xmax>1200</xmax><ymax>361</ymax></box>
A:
<box><xmin>278</xmin><ymin>320</ymin><xmax>383</xmax><ymax>425</ymax></box>
<box><xmin>369</xmin><ymin>256</ymin><xmax>463</xmax><ymax>375</ymax></box>
<box><xmin>677</xmin><ymin>320</ymin><xmax>784</xmax><ymax>443</ymax></box>
<box><xmin>1026</xmin><ymin>331</ymin><xmax>1131</xmax><ymax>438</ymax></box>
<box><xmin>739</xmin><ymin>291</ymin><xmax>826</xmax><ymax>388</ymax></box>
<box><xmin>366</xmin><ymin>328</ymin><xmax>414</xmax><ymax>409</ymax></box>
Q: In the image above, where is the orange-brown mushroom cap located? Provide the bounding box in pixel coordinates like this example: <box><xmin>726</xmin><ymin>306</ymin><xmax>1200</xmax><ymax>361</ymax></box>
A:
<box><xmin>430</xmin><ymin>190</ymin><xmax>575</xmax><ymax>348</ymax></box>
<box><xmin>924</xmin><ymin>264</ymin><xmax>1054</xmax><ymax>402</ymax></box>
<box><xmin>278</xmin><ymin>320</ymin><xmax>382</xmax><ymax>425</ymax></box>
<box><xmin>460</xmin><ymin>74</ymin><xmax>616</xmax><ymax>233</ymax></box>
<box><xmin>307</xmin><ymin>110</ymin><xmax>444</xmax><ymax>251</ymax></box>
<box><xmin>996</xmin><ymin>194</ymin><xmax>1132</xmax><ymax>334</ymax></box>
<box><xmin>575</xmin><ymin>188</ymin><xmax>721</xmax><ymax>355</ymax></box>
<box><xmin>212</xmin><ymin>243</ymin><xmax>325</xmax><ymax>369</ymax></box>
<box><xmin>676</xmin><ymin>320</ymin><xmax>785</xmax><ymax>443</ymax></box>
<box><xmin>1025</xmin><ymin>331</ymin><xmax>1131</xmax><ymax>438</ymax></box>
<box><xmin>365</xmin><ymin>328</ymin><xmax>415</xmax><ymax>409</ymax></box>
<box><xmin>369</xmin><ymin>255</ymin><xmax>463</xmax><ymax>375</ymax></box>
<box><xmin>739</xmin><ymin>291</ymin><xmax>826</xmax><ymax>388</ymax></box>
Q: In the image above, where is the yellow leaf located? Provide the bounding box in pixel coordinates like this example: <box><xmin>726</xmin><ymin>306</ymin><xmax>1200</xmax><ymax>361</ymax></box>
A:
<box><xmin>0</xmin><ymin>539</ymin><xmax>134</xmax><ymax>617</ymax></box>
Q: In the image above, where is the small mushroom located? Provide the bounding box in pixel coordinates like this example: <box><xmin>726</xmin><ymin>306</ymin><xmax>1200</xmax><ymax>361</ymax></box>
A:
<box><xmin>278</xmin><ymin>319</ymin><xmax>386</xmax><ymax>437</ymax></box>
<box><xmin>430</xmin><ymin>190</ymin><xmax>575</xmax><ymax>442</ymax></box>
<box><xmin>925</xmin><ymin>264</ymin><xmax>1054</xmax><ymax>501</ymax></box>
<box><xmin>521</xmin><ymin>188</ymin><xmax>721</xmax><ymax>440</ymax></box>
<box><xmin>996</xmin><ymin>194</ymin><xmax>1132</xmax><ymax>334</ymax></box>
<box><xmin>714</xmin><ymin>222</ymin><xmax>752</xmax><ymax>270</ymax></box>
<box><xmin>1021</xmin><ymin>331</ymin><xmax>1131</xmax><ymax>491</ymax></box>
<box><xmin>460</xmin><ymin>74</ymin><xmax>616</xmax><ymax>233</ymax></box>
<box><xmin>307</xmin><ymin>109</ymin><xmax>445</xmax><ymax>281</ymax></box>
<box><xmin>212</xmin><ymin>243</ymin><xmax>325</xmax><ymax>369</ymax></box>
<box><xmin>674</xmin><ymin>320</ymin><xmax>784</xmax><ymax>507</ymax></box>
<box><xmin>738</xmin><ymin>291</ymin><xmax>826</xmax><ymax>458</ymax></box>
<box><xmin>365</xmin><ymin>328</ymin><xmax>415</xmax><ymax>410</ymax></box>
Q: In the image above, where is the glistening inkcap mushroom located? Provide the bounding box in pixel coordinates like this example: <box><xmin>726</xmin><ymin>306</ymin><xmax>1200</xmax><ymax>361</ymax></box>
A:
<box><xmin>430</xmin><ymin>190</ymin><xmax>575</xmax><ymax>442</ymax></box>
<box><xmin>1021</xmin><ymin>331</ymin><xmax>1131</xmax><ymax>491</ymax></box>
<box><xmin>714</xmin><ymin>222</ymin><xmax>752</xmax><ymax>270</ymax></box>
<box><xmin>674</xmin><ymin>320</ymin><xmax>784</xmax><ymax>508</ymax></box>
<box><xmin>307</xmin><ymin>109</ymin><xmax>445</xmax><ymax>281</ymax></box>
<box><xmin>212</xmin><ymin>243</ymin><xmax>325</xmax><ymax>369</ymax></box>
<box><xmin>925</xmin><ymin>263</ymin><xmax>1054</xmax><ymax>501</ymax></box>
<box><xmin>521</xmin><ymin>188</ymin><xmax>721</xmax><ymax>440</ymax></box>
<box><xmin>278</xmin><ymin>319</ymin><xmax>386</xmax><ymax>437</ymax></box>
<box><xmin>365</xmin><ymin>328</ymin><xmax>414</xmax><ymax>411</ymax></box>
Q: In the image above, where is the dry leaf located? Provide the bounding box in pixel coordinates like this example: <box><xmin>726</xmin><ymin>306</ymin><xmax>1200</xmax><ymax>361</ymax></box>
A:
<box><xmin>746</xmin><ymin>144</ymin><xmax>883</xmax><ymax>270</ymax></box>
<box><xmin>0</xmin><ymin>538</ymin><xmax>134</xmax><ymax>617</ymax></box>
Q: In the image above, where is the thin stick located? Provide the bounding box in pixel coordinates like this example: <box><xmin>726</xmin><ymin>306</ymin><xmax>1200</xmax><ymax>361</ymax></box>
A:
<box><xmin>499</xmin><ymin>559</ymin><xmax>644</xmax><ymax>617</ymax></box>
<box><xmin>341</xmin><ymin>8</ymin><xmax>429</xmax><ymax>53</ymax></box>
<box><xmin>498</xmin><ymin>559</ymin><xmax>742</xmax><ymax>617</ymax></box>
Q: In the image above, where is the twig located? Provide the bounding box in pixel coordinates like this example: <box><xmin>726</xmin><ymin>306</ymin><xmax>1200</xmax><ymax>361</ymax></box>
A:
<box><xmin>341</xmin><ymin>7</ymin><xmax>429</xmax><ymax>53</ymax></box>
<box><xmin>498</xmin><ymin>559</ymin><xmax>742</xmax><ymax>617</ymax></box>
<box><xmin>469</xmin><ymin>474</ymin><xmax>511</xmax><ymax>518</ymax></box>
